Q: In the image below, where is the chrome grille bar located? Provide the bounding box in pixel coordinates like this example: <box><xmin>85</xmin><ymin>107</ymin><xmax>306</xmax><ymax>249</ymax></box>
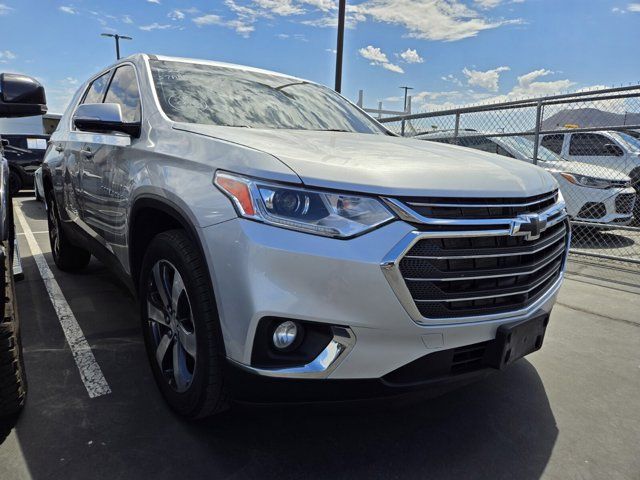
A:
<box><xmin>380</xmin><ymin>193</ymin><xmax>570</xmax><ymax>325</ymax></box>
<box><xmin>413</xmin><ymin>266</ymin><xmax>561</xmax><ymax>303</ymax></box>
<box><xmin>404</xmin><ymin>243</ymin><xmax>566</xmax><ymax>282</ymax></box>
<box><xmin>405</xmin><ymin>191</ymin><xmax>558</xmax><ymax>209</ymax></box>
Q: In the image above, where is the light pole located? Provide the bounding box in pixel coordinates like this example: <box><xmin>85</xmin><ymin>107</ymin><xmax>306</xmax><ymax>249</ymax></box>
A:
<box><xmin>400</xmin><ymin>86</ymin><xmax>413</xmax><ymax>112</ymax></box>
<box><xmin>334</xmin><ymin>0</ymin><xmax>346</xmax><ymax>93</ymax></box>
<box><xmin>101</xmin><ymin>33</ymin><xmax>133</xmax><ymax>60</ymax></box>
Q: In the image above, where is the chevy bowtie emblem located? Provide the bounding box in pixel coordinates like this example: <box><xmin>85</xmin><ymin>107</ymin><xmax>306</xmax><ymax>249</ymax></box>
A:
<box><xmin>510</xmin><ymin>213</ymin><xmax>548</xmax><ymax>241</ymax></box>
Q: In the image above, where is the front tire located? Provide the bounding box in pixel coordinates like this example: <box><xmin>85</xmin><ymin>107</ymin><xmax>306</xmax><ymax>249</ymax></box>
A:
<box><xmin>46</xmin><ymin>190</ymin><xmax>91</xmax><ymax>271</ymax></box>
<box><xmin>140</xmin><ymin>230</ymin><xmax>228</xmax><ymax>419</ymax></box>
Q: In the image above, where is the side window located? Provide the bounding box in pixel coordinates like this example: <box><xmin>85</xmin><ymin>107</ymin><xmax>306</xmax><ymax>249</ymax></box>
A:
<box><xmin>103</xmin><ymin>65</ymin><xmax>141</xmax><ymax>123</ymax></box>
<box><xmin>467</xmin><ymin>137</ymin><xmax>499</xmax><ymax>154</ymax></box>
<box><xmin>82</xmin><ymin>72</ymin><xmax>111</xmax><ymax>105</ymax></box>
<box><xmin>496</xmin><ymin>145</ymin><xmax>515</xmax><ymax>158</ymax></box>
<box><xmin>569</xmin><ymin>133</ymin><xmax>615</xmax><ymax>156</ymax></box>
<box><xmin>541</xmin><ymin>134</ymin><xmax>564</xmax><ymax>155</ymax></box>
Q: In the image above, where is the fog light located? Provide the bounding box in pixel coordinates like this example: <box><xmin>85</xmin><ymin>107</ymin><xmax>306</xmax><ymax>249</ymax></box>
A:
<box><xmin>272</xmin><ymin>321</ymin><xmax>298</xmax><ymax>350</ymax></box>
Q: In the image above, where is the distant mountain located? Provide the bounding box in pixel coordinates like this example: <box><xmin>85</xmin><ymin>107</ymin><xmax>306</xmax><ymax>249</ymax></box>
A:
<box><xmin>541</xmin><ymin>108</ymin><xmax>640</xmax><ymax>130</ymax></box>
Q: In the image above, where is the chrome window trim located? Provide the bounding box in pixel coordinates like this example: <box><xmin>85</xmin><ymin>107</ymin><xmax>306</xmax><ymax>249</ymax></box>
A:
<box><xmin>380</xmin><ymin>198</ymin><xmax>571</xmax><ymax>326</ymax></box>
<box><xmin>69</xmin><ymin>61</ymin><xmax>144</xmax><ymax>133</ymax></box>
<box><xmin>229</xmin><ymin>326</ymin><xmax>355</xmax><ymax>379</ymax></box>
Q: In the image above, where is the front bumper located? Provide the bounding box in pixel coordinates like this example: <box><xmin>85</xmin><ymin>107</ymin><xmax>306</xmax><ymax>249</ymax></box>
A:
<box><xmin>567</xmin><ymin>186</ymin><xmax>636</xmax><ymax>224</ymax></box>
<box><xmin>202</xmin><ymin>218</ymin><xmax>563</xmax><ymax>381</ymax></box>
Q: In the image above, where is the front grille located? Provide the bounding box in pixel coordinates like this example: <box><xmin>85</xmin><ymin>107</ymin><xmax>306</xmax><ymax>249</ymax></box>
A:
<box><xmin>396</xmin><ymin>190</ymin><xmax>558</xmax><ymax>220</ymax></box>
<box><xmin>615</xmin><ymin>193</ymin><xmax>636</xmax><ymax>214</ymax></box>
<box><xmin>398</xmin><ymin>220</ymin><xmax>568</xmax><ymax>319</ymax></box>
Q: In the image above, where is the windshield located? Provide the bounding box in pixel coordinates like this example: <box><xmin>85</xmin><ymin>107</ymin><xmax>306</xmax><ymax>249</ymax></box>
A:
<box><xmin>614</xmin><ymin>132</ymin><xmax>640</xmax><ymax>152</ymax></box>
<box><xmin>495</xmin><ymin>136</ymin><xmax>565</xmax><ymax>162</ymax></box>
<box><xmin>150</xmin><ymin>60</ymin><xmax>383</xmax><ymax>134</ymax></box>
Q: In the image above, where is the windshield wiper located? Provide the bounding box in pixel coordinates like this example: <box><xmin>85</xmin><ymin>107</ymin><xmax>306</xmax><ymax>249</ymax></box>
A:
<box><xmin>275</xmin><ymin>81</ymin><xmax>309</xmax><ymax>91</ymax></box>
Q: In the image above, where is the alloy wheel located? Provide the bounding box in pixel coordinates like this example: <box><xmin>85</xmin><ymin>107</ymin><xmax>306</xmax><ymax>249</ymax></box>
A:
<box><xmin>146</xmin><ymin>260</ymin><xmax>197</xmax><ymax>393</ymax></box>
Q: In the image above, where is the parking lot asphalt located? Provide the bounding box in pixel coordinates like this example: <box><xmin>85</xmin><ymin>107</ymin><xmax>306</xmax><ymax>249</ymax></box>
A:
<box><xmin>1</xmin><ymin>194</ymin><xmax>639</xmax><ymax>480</ymax></box>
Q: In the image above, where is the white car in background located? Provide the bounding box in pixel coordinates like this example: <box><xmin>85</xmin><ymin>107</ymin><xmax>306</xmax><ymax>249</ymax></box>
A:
<box><xmin>417</xmin><ymin>131</ymin><xmax>636</xmax><ymax>226</ymax></box>
<box><xmin>539</xmin><ymin>130</ymin><xmax>640</xmax><ymax>191</ymax></box>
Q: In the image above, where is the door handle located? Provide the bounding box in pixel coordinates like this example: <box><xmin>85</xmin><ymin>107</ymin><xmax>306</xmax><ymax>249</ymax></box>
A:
<box><xmin>55</xmin><ymin>145</ymin><xmax>64</xmax><ymax>152</ymax></box>
<box><xmin>80</xmin><ymin>148</ymin><xmax>94</xmax><ymax>159</ymax></box>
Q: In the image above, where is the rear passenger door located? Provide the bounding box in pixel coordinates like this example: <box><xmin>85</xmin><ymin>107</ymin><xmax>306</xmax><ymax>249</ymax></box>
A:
<box><xmin>78</xmin><ymin>64</ymin><xmax>141</xmax><ymax>265</ymax></box>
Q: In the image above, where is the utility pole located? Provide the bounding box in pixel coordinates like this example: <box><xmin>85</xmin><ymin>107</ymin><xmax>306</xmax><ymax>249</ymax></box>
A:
<box><xmin>400</xmin><ymin>86</ymin><xmax>413</xmax><ymax>112</ymax></box>
<box><xmin>334</xmin><ymin>0</ymin><xmax>346</xmax><ymax>93</ymax></box>
<box><xmin>101</xmin><ymin>33</ymin><xmax>133</xmax><ymax>60</ymax></box>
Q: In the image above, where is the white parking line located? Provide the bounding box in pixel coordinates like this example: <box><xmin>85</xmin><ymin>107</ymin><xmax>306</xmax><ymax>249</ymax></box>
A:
<box><xmin>14</xmin><ymin>205</ymin><xmax>112</xmax><ymax>398</ymax></box>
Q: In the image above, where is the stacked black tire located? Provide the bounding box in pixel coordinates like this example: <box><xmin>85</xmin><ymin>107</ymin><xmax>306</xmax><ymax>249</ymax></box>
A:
<box><xmin>0</xmin><ymin>200</ymin><xmax>26</xmax><ymax>417</ymax></box>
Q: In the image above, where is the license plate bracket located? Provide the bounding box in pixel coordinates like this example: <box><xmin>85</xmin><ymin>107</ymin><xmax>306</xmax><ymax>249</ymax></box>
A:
<box><xmin>488</xmin><ymin>314</ymin><xmax>550</xmax><ymax>370</ymax></box>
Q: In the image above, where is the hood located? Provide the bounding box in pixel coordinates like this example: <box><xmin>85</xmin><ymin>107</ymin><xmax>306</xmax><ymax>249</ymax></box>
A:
<box><xmin>174</xmin><ymin>124</ymin><xmax>558</xmax><ymax>198</ymax></box>
<box><xmin>539</xmin><ymin>159</ymin><xmax>630</xmax><ymax>181</ymax></box>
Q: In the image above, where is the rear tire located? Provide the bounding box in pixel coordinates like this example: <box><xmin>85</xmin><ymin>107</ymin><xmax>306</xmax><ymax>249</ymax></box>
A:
<box><xmin>0</xmin><ymin>243</ymin><xmax>27</xmax><ymax>417</ymax></box>
<box><xmin>140</xmin><ymin>230</ymin><xmax>229</xmax><ymax>419</ymax></box>
<box><xmin>47</xmin><ymin>190</ymin><xmax>91</xmax><ymax>271</ymax></box>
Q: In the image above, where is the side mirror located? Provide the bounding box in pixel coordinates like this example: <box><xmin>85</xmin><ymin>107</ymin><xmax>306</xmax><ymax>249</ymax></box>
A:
<box><xmin>0</xmin><ymin>73</ymin><xmax>47</xmax><ymax>118</ymax></box>
<box><xmin>73</xmin><ymin>103</ymin><xmax>141</xmax><ymax>137</ymax></box>
<box><xmin>604</xmin><ymin>143</ymin><xmax>624</xmax><ymax>156</ymax></box>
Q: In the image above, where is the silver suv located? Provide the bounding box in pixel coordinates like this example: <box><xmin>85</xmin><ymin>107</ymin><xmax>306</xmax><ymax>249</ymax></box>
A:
<box><xmin>42</xmin><ymin>55</ymin><xmax>569</xmax><ymax>418</ymax></box>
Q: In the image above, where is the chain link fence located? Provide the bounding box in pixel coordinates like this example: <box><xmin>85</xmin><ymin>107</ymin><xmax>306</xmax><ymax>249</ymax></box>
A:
<box><xmin>378</xmin><ymin>85</ymin><xmax>640</xmax><ymax>266</ymax></box>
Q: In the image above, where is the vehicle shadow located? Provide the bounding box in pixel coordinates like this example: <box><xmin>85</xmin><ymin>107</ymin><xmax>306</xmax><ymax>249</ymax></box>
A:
<box><xmin>0</xmin><ymin>414</ymin><xmax>18</xmax><ymax>446</ymax></box>
<box><xmin>571</xmin><ymin>226</ymin><xmax>635</xmax><ymax>249</ymax></box>
<box><xmin>185</xmin><ymin>360</ymin><xmax>558</xmax><ymax>480</ymax></box>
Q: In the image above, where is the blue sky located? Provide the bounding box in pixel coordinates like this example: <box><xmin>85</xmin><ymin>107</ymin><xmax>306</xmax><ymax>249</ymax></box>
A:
<box><xmin>0</xmin><ymin>0</ymin><xmax>638</xmax><ymax>113</ymax></box>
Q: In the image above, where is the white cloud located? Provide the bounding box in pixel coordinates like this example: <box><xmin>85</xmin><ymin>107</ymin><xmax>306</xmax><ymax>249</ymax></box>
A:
<box><xmin>359</xmin><ymin>45</ymin><xmax>389</xmax><ymax>63</ymax></box>
<box><xmin>442</xmin><ymin>74</ymin><xmax>463</xmax><ymax>86</ymax></box>
<box><xmin>612</xmin><ymin>7</ymin><xmax>625</xmax><ymax>13</ymax></box>
<box><xmin>193</xmin><ymin>13</ymin><xmax>255</xmax><ymax>37</ymax></box>
<box><xmin>59</xmin><ymin>5</ymin><xmax>77</xmax><ymax>14</ymax></box>
<box><xmin>382</xmin><ymin>63</ymin><xmax>405</xmax><ymax>73</ymax></box>
<box><xmin>506</xmin><ymin>69</ymin><xmax>575</xmax><ymax>98</ymax></box>
<box><xmin>628</xmin><ymin>3</ymin><xmax>640</xmax><ymax>12</ymax></box>
<box><xmin>139</xmin><ymin>22</ymin><xmax>173</xmax><ymax>31</ymax></box>
<box><xmin>193</xmin><ymin>14</ymin><xmax>224</xmax><ymax>26</ymax></box>
<box><xmin>0</xmin><ymin>50</ymin><xmax>16</xmax><ymax>60</ymax></box>
<box><xmin>122</xmin><ymin>14</ymin><xmax>134</xmax><ymax>23</ymax></box>
<box><xmin>351</xmin><ymin>0</ymin><xmax>523</xmax><ymax>42</ymax></box>
<box><xmin>299</xmin><ymin>0</ymin><xmax>336</xmax><ymax>11</ymax></box>
<box><xmin>463</xmin><ymin>65</ymin><xmax>510</xmax><ymax>91</ymax></box>
<box><xmin>252</xmin><ymin>0</ymin><xmax>305</xmax><ymax>16</ymax></box>
<box><xmin>147</xmin><ymin>0</ymin><xmax>161</xmax><ymax>4</ymax></box>
<box><xmin>63</xmin><ymin>77</ymin><xmax>79</xmax><ymax>85</ymax></box>
<box><xmin>227</xmin><ymin>19</ymin><xmax>255</xmax><ymax>36</ymax></box>
<box><xmin>474</xmin><ymin>0</ymin><xmax>502</xmax><ymax>8</ymax></box>
<box><xmin>399</xmin><ymin>48</ymin><xmax>423</xmax><ymax>64</ymax></box>
<box><xmin>358</xmin><ymin>45</ymin><xmax>404</xmax><ymax>74</ymax></box>
<box><xmin>0</xmin><ymin>4</ymin><xmax>13</xmax><ymax>15</ymax></box>
<box><xmin>168</xmin><ymin>9</ymin><xmax>185</xmax><ymax>20</ymax></box>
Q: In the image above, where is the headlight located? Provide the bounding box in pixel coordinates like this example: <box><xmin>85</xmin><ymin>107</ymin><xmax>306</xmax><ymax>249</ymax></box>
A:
<box><xmin>214</xmin><ymin>172</ymin><xmax>395</xmax><ymax>238</ymax></box>
<box><xmin>559</xmin><ymin>172</ymin><xmax>615</xmax><ymax>189</ymax></box>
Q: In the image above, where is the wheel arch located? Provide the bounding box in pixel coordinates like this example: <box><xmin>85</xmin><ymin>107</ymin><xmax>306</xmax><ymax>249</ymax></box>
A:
<box><xmin>128</xmin><ymin>195</ymin><xmax>213</xmax><ymax>297</ymax></box>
